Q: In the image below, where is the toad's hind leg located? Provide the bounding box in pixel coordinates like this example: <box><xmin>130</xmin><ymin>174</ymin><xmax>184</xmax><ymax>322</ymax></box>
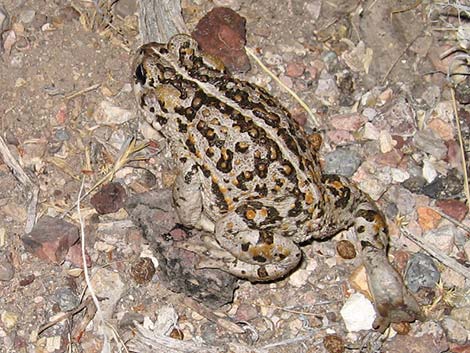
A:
<box><xmin>200</xmin><ymin>210</ymin><xmax>302</xmax><ymax>281</ymax></box>
<box><xmin>322</xmin><ymin>174</ymin><xmax>422</xmax><ymax>331</ymax></box>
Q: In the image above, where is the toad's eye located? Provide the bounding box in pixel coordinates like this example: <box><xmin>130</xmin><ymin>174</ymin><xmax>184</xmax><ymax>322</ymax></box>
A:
<box><xmin>135</xmin><ymin>64</ymin><xmax>147</xmax><ymax>85</ymax></box>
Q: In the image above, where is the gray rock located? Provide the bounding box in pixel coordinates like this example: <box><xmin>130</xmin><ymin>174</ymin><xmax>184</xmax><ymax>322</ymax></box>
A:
<box><xmin>441</xmin><ymin>317</ymin><xmax>468</xmax><ymax>344</ymax></box>
<box><xmin>55</xmin><ymin>287</ymin><xmax>79</xmax><ymax>312</ymax></box>
<box><xmin>323</xmin><ymin>148</ymin><xmax>362</xmax><ymax>177</ymax></box>
<box><xmin>413</xmin><ymin>129</ymin><xmax>447</xmax><ymax>159</ymax></box>
<box><xmin>405</xmin><ymin>253</ymin><xmax>440</xmax><ymax>292</ymax></box>
<box><xmin>451</xmin><ymin>306</ymin><xmax>470</xmax><ymax>330</ymax></box>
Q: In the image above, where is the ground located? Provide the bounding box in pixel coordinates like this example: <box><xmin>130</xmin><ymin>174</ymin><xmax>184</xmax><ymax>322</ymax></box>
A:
<box><xmin>0</xmin><ymin>0</ymin><xmax>470</xmax><ymax>352</ymax></box>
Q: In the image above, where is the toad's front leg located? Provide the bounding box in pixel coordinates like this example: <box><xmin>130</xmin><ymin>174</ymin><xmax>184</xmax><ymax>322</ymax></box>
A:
<box><xmin>204</xmin><ymin>208</ymin><xmax>302</xmax><ymax>281</ymax></box>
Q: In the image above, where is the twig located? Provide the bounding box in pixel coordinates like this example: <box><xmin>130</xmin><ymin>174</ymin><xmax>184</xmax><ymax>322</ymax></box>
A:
<box><xmin>401</xmin><ymin>229</ymin><xmax>470</xmax><ymax>280</ymax></box>
<box><xmin>65</xmin><ymin>83</ymin><xmax>101</xmax><ymax>100</ymax></box>
<box><xmin>0</xmin><ymin>135</ymin><xmax>39</xmax><ymax>233</ymax></box>
<box><xmin>391</xmin><ymin>0</ymin><xmax>423</xmax><ymax>16</ymax></box>
<box><xmin>432</xmin><ymin>207</ymin><xmax>470</xmax><ymax>234</ymax></box>
<box><xmin>450</xmin><ymin>87</ymin><xmax>470</xmax><ymax>208</ymax></box>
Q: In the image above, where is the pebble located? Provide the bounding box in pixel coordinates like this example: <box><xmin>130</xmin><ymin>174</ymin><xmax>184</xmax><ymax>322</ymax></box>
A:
<box><xmin>422</xmin><ymin>160</ymin><xmax>438</xmax><ymax>183</ymax></box>
<box><xmin>329</xmin><ymin>113</ymin><xmax>366</xmax><ymax>131</ymax></box>
<box><xmin>336</xmin><ymin>240</ymin><xmax>356</xmax><ymax>259</ymax></box>
<box><xmin>441</xmin><ymin>317</ymin><xmax>468</xmax><ymax>344</ymax></box>
<box><xmin>0</xmin><ymin>252</ymin><xmax>15</xmax><ymax>281</ymax></box>
<box><xmin>423</xmin><ymin>224</ymin><xmax>456</xmax><ymax>255</ymax></box>
<box><xmin>323</xmin><ymin>334</ymin><xmax>345</xmax><ymax>353</ymax></box>
<box><xmin>436</xmin><ymin>199</ymin><xmax>468</xmax><ymax>221</ymax></box>
<box><xmin>379</xmin><ymin>130</ymin><xmax>395</xmax><ymax>153</ymax></box>
<box><xmin>428</xmin><ymin>118</ymin><xmax>454</xmax><ymax>141</ymax></box>
<box><xmin>362</xmin><ymin>122</ymin><xmax>380</xmax><ymax>140</ymax></box>
<box><xmin>383</xmin><ymin>185</ymin><xmax>416</xmax><ymax>216</ymax></box>
<box><xmin>340</xmin><ymin>293</ymin><xmax>376</xmax><ymax>332</ymax></box>
<box><xmin>413</xmin><ymin>129</ymin><xmax>447</xmax><ymax>159</ymax></box>
<box><xmin>422</xmin><ymin>171</ymin><xmax>463</xmax><ymax>199</ymax></box>
<box><xmin>315</xmin><ymin>75</ymin><xmax>339</xmax><ymax>101</ymax></box>
<box><xmin>90</xmin><ymin>268</ymin><xmax>126</xmax><ymax>319</ymax></box>
<box><xmin>90</xmin><ymin>182</ymin><xmax>127</xmax><ymax>215</ymax></box>
<box><xmin>417</xmin><ymin>206</ymin><xmax>441</xmax><ymax>231</ymax></box>
<box><xmin>289</xmin><ymin>268</ymin><xmax>310</xmax><ymax>287</ymax></box>
<box><xmin>405</xmin><ymin>252</ymin><xmax>440</xmax><ymax>292</ymax></box>
<box><xmin>381</xmin><ymin>98</ymin><xmax>417</xmax><ymax>136</ymax></box>
<box><xmin>18</xmin><ymin>9</ymin><xmax>36</xmax><ymax>23</ymax></box>
<box><xmin>139</xmin><ymin>120</ymin><xmax>162</xmax><ymax>141</ymax></box>
<box><xmin>93</xmin><ymin>100</ymin><xmax>133</xmax><ymax>125</ymax></box>
<box><xmin>285</xmin><ymin>62</ymin><xmax>305</xmax><ymax>77</ymax></box>
<box><xmin>451</xmin><ymin>306</ymin><xmax>470</xmax><ymax>330</ymax></box>
<box><xmin>1</xmin><ymin>311</ymin><xmax>18</xmax><ymax>329</ymax></box>
<box><xmin>54</xmin><ymin>287</ymin><xmax>79</xmax><ymax>312</ymax></box>
<box><xmin>22</xmin><ymin>216</ymin><xmax>79</xmax><ymax>264</ymax></box>
<box><xmin>323</xmin><ymin>148</ymin><xmax>362</xmax><ymax>177</ymax></box>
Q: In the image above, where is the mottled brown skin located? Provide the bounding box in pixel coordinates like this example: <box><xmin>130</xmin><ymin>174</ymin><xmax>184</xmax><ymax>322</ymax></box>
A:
<box><xmin>132</xmin><ymin>34</ymin><xmax>422</xmax><ymax>331</ymax></box>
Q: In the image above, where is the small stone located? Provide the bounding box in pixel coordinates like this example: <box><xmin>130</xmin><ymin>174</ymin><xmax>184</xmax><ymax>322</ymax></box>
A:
<box><xmin>65</xmin><ymin>243</ymin><xmax>91</xmax><ymax>268</ymax></box>
<box><xmin>340</xmin><ymin>293</ymin><xmax>376</xmax><ymax>332</ymax></box>
<box><xmin>94</xmin><ymin>100</ymin><xmax>133</xmax><ymax>125</ymax></box>
<box><xmin>323</xmin><ymin>334</ymin><xmax>345</xmax><ymax>353</ymax></box>
<box><xmin>383</xmin><ymin>185</ymin><xmax>416</xmax><ymax>215</ymax></box>
<box><xmin>451</xmin><ymin>307</ymin><xmax>470</xmax><ymax>330</ymax></box>
<box><xmin>0</xmin><ymin>252</ymin><xmax>15</xmax><ymax>281</ymax></box>
<box><xmin>22</xmin><ymin>216</ymin><xmax>79</xmax><ymax>264</ymax></box>
<box><xmin>90</xmin><ymin>182</ymin><xmax>127</xmax><ymax>215</ymax></box>
<box><xmin>441</xmin><ymin>317</ymin><xmax>468</xmax><ymax>344</ymax></box>
<box><xmin>413</xmin><ymin>129</ymin><xmax>447</xmax><ymax>159</ymax></box>
<box><xmin>90</xmin><ymin>268</ymin><xmax>126</xmax><ymax>319</ymax></box>
<box><xmin>422</xmin><ymin>160</ymin><xmax>438</xmax><ymax>183</ymax></box>
<box><xmin>379</xmin><ymin>130</ymin><xmax>395</xmax><ymax>153</ymax></box>
<box><xmin>405</xmin><ymin>252</ymin><xmax>440</xmax><ymax>292</ymax></box>
<box><xmin>362</xmin><ymin>122</ymin><xmax>380</xmax><ymax>140</ymax></box>
<box><xmin>326</xmin><ymin>130</ymin><xmax>355</xmax><ymax>145</ymax></box>
<box><xmin>440</xmin><ymin>267</ymin><xmax>465</xmax><ymax>288</ymax></box>
<box><xmin>436</xmin><ymin>199</ymin><xmax>468</xmax><ymax>221</ymax></box>
<box><xmin>289</xmin><ymin>268</ymin><xmax>310</xmax><ymax>287</ymax></box>
<box><xmin>349</xmin><ymin>265</ymin><xmax>372</xmax><ymax>298</ymax></box>
<box><xmin>323</xmin><ymin>148</ymin><xmax>362</xmax><ymax>177</ymax></box>
<box><xmin>417</xmin><ymin>207</ymin><xmax>441</xmax><ymax>231</ymax></box>
<box><xmin>130</xmin><ymin>257</ymin><xmax>156</xmax><ymax>284</ymax></box>
<box><xmin>54</xmin><ymin>287</ymin><xmax>79</xmax><ymax>312</ymax></box>
<box><xmin>315</xmin><ymin>76</ymin><xmax>339</xmax><ymax>101</ymax></box>
<box><xmin>428</xmin><ymin>119</ymin><xmax>454</xmax><ymax>141</ymax></box>
<box><xmin>422</xmin><ymin>171</ymin><xmax>463</xmax><ymax>199</ymax></box>
<box><xmin>234</xmin><ymin>303</ymin><xmax>258</xmax><ymax>322</ymax></box>
<box><xmin>336</xmin><ymin>240</ymin><xmax>356</xmax><ymax>259</ymax></box>
<box><xmin>192</xmin><ymin>7</ymin><xmax>249</xmax><ymax>73</ymax></box>
<box><xmin>285</xmin><ymin>62</ymin><xmax>305</xmax><ymax>77</ymax></box>
<box><xmin>119</xmin><ymin>312</ymin><xmax>145</xmax><ymax>329</ymax></box>
<box><xmin>1</xmin><ymin>311</ymin><xmax>18</xmax><ymax>329</ymax></box>
<box><xmin>423</xmin><ymin>224</ymin><xmax>456</xmax><ymax>255</ymax></box>
<box><xmin>18</xmin><ymin>9</ymin><xmax>36</xmax><ymax>23</ymax></box>
<box><xmin>329</xmin><ymin>113</ymin><xmax>366</xmax><ymax>131</ymax></box>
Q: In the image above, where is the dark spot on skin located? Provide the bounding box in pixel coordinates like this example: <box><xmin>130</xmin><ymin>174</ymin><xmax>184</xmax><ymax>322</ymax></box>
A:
<box><xmin>235</xmin><ymin>141</ymin><xmax>249</xmax><ymax>153</ymax></box>
<box><xmin>356</xmin><ymin>209</ymin><xmax>377</xmax><ymax>222</ymax></box>
<box><xmin>278</xmin><ymin>253</ymin><xmax>287</xmax><ymax>260</ymax></box>
<box><xmin>334</xmin><ymin>186</ymin><xmax>351</xmax><ymax>209</ymax></box>
<box><xmin>241</xmin><ymin>242</ymin><xmax>250</xmax><ymax>252</ymax></box>
<box><xmin>287</xmin><ymin>199</ymin><xmax>303</xmax><ymax>217</ymax></box>
<box><xmin>253</xmin><ymin>255</ymin><xmax>267</xmax><ymax>263</ymax></box>
<box><xmin>211</xmin><ymin>181</ymin><xmax>228</xmax><ymax>211</ymax></box>
<box><xmin>257</xmin><ymin>266</ymin><xmax>269</xmax><ymax>278</ymax></box>
<box><xmin>277</xmin><ymin>128</ymin><xmax>299</xmax><ymax>156</ymax></box>
<box><xmin>258</xmin><ymin>230</ymin><xmax>273</xmax><ymax>245</ymax></box>
<box><xmin>180</xmin><ymin>157</ymin><xmax>187</xmax><ymax>164</ymax></box>
<box><xmin>185</xmin><ymin>137</ymin><xmax>196</xmax><ymax>154</ymax></box>
<box><xmin>255</xmin><ymin>184</ymin><xmax>268</xmax><ymax>197</ymax></box>
<box><xmin>177</xmin><ymin>118</ymin><xmax>188</xmax><ymax>133</ymax></box>
<box><xmin>216</xmin><ymin>149</ymin><xmax>234</xmax><ymax>173</ymax></box>
<box><xmin>135</xmin><ymin>64</ymin><xmax>146</xmax><ymax>85</ymax></box>
<box><xmin>357</xmin><ymin>225</ymin><xmax>365</xmax><ymax>233</ymax></box>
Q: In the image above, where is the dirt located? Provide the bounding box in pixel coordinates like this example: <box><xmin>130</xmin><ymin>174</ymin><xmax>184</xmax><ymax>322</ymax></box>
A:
<box><xmin>0</xmin><ymin>0</ymin><xmax>469</xmax><ymax>352</ymax></box>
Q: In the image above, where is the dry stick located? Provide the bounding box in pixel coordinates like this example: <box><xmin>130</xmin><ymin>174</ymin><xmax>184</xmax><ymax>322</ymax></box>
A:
<box><xmin>450</xmin><ymin>87</ymin><xmax>470</xmax><ymax>208</ymax></box>
<box><xmin>65</xmin><ymin>83</ymin><xmax>101</xmax><ymax>100</ymax></box>
<box><xmin>402</xmin><ymin>229</ymin><xmax>470</xmax><ymax>280</ymax></box>
<box><xmin>432</xmin><ymin>207</ymin><xmax>470</xmax><ymax>234</ymax></box>
<box><xmin>0</xmin><ymin>135</ymin><xmax>39</xmax><ymax>233</ymax></box>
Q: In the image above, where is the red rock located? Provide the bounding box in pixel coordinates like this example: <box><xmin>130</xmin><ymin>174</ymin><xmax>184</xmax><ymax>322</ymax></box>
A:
<box><xmin>90</xmin><ymin>182</ymin><xmax>127</xmax><ymax>215</ymax></box>
<box><xmin>436</xmin><ymin>199</ymin><xmax>468</xmax><ymax>221</ymax></box>
<box><xmin>450</xmin><ymin>343</ymin><xmax>470</xmax><ymax>353</ymax></box>
<box><xmin>373</xmin><ymin>149</ymin><xmax>403</xmax><ymax>167</ymax></box>
<box><xmin>428</xmin><ymin>118</ymin><xmax>454</xmax><ymax>141</ymax></box>
<box><xmin>383</xmin><ymin>332</ymin><xmax>448</xmax><ymax>353</ymax></box>
<box><xmin>192</xmin><ymin>7</ymin><xmax>250</xmax><ymax>73</ymax></box>
<box><xmin>234</xmin><ymin>303</ymin><xmax>258</xmax><ymax>321</ymax></box>
<box><xmin>446</xmin><ymin>140</ymin><xmax>463</xmax><ymax>172</ymax></box>
<box><xmin>329</xmin><ymin>113</ymin><xmax>366</xmax><ymax>131</ymax></box>
<box><xmin>22</xmin><ymin>216</ymin><xmax>79</xmax><ymax>264</ymax></box>
<box><xmin>417</xmin><ymin>206</ymin><xmax>442</xmax><ymax>231</ymax></box>
<box><xmin>326</xmin><ymin>130</ymin><xmax>355</xmax><ymax>145</ymax></box>
<box><xmin>286</xmin><ymin>62</ymin><xmax>305</xmax><ymax>77</ymax></box>
<box><xmin>66</xmin><ymin>243</ymin><xmax>92</xmax><ymax>267</ymax></box>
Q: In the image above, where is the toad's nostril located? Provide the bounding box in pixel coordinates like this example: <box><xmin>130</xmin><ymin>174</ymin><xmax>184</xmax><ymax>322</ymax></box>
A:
<box><xmin>135</xmin><ymin>64</ymin><xmax>147</xmax><ymax>85</ymax></box>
